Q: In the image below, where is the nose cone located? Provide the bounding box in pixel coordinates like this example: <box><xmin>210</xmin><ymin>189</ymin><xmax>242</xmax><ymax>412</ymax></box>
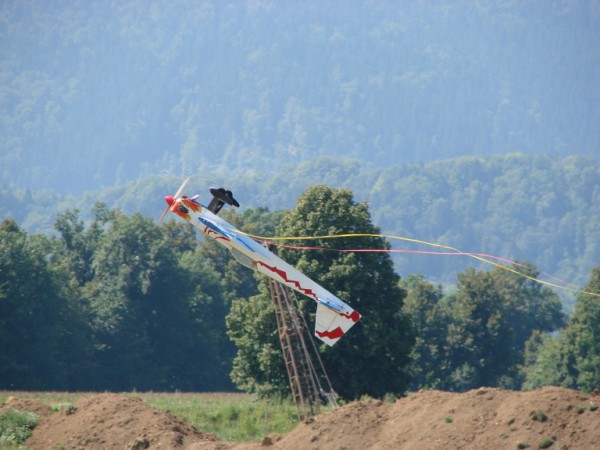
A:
<box><xmin>165</xmin><ymin>195</ymin><xmax>175</xmax><ymax>206</ymax></box>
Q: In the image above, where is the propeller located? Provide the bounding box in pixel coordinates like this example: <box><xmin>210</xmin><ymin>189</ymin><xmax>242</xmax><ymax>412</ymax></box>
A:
<box><xmin>158</xmin><ymin>177</ymin><xmax>190</xmax><ymax>223</ymax></box>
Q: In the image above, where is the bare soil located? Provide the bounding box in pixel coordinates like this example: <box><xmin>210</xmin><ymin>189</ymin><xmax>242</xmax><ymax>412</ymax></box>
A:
<box><xmin>3</xmin><ymin>387</ymin><xmax>599</xmax><ymax>450</ymax></box>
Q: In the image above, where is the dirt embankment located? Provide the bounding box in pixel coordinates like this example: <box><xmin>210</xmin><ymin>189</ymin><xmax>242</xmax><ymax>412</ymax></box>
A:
<box><xmin>3</xmin><ymin>386</ymin><xmax>598</xmax><ymax>450</ymax></box>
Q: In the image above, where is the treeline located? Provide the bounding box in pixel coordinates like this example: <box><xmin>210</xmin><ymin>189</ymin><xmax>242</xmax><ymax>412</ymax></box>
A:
<box><xmin>0</xmin><ymin>207</ymin><xmax>239</xmax><ymax>391</ymax></box>
<box><xmin>1</xmin><ymin>185</ymin><xmax>598</xmax><ymax>396</ymax></box>
<box><xmin>3</xmin><ymin>154</ymin><xmax>598</xmax><ymax>289</ymax></box>
<box><xmin>2</xmin><ymin>1</ymin><xmax>597</xmax><ymax>194</ymax></box>
<box><xmin>403</xmin><ymin>266</ymin><xmax>600</xmax><ymax>393</ymax></box>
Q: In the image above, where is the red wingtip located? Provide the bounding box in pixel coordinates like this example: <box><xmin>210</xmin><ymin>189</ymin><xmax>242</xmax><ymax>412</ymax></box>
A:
<box><xmin>165</xmin><ymin>195</ymin><xmax>175</xmax><ymax>206</ymax></box>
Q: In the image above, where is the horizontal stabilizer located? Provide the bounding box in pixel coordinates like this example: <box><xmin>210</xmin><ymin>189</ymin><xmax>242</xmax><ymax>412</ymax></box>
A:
<box><xmin>314</xmin><ymin>302</ymin><xmax>360</xmax><ymax>346</ymax></box>
<box><xmin>208</xmin><ymin>187</ymin><xmax>240</xmax><ymax>214</ymax></box>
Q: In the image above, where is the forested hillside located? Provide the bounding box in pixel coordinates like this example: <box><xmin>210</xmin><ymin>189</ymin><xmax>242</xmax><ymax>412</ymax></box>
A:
<box><xmin>1</xmin><ymin>0</ymin><xmax>598</xmax><ymax>194</ymax></box>
<box><xmin>2</xmin><ymin>154</ymin><xmax>597</xmax><ymax>291</ymax></box>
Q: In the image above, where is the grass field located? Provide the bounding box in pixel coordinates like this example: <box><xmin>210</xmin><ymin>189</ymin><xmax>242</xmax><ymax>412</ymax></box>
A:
<box><xmin>141</xmin><ymin>392</ymin><xmax>300</xmax><ymax>441</ymax></box>
<box><xmin>0</xmin><ymin>391</ymin><xmax>301</xmax><ymax>442</ymax></box>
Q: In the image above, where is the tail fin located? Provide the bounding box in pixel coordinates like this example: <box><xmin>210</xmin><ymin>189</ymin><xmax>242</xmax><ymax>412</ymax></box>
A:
<box><xmin>314</xmin><ymin>302</ymin><xmax>361</xmax><ymax>346</ymax></box>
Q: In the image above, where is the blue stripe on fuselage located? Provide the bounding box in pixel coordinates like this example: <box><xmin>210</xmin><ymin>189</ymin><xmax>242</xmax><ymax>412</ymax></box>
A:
<box><xmin>198</xmin><ymin>217</ymin><xmax>230</xmax><ymax>238</ymax></box>
<box><xmin>198</xmin><ymin>217</ymin><xmax>258</xmax><ymax>253</ymax></box>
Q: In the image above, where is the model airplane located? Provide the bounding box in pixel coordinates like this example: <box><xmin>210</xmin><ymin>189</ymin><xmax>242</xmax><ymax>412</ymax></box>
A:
<box><xmin>160</xmin><ymin>178</ymin><xmax>361</xmax><ymax>346</ymax></box>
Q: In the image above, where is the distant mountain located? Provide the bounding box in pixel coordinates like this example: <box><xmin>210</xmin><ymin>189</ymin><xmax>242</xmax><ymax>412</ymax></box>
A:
<box><xmin>1</xmin><ymin>0</ymin><xmax>598</xmax><ymax>194</ymax></box>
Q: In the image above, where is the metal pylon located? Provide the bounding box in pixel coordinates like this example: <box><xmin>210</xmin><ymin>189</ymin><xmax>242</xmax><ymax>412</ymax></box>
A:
<box><xmin>266</xmin><ymin>276</ymin><xmax>338</xmax><ymax>420</ymax></box>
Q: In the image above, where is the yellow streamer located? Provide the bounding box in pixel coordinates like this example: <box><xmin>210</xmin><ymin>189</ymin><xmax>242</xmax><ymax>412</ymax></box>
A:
<box><xmin>221</xmin><ymin>225</ymin><xmax>599</xmax><ymax>298</ymax></box>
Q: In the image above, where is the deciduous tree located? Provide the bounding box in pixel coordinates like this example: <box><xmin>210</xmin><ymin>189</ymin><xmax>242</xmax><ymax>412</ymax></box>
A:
<box><xmin>524</xmin><ymin>267</ymin><xmax>600</xmax><ymax>392</ymax></box>
<box><xmin>227</xmin><ymin>185</ymin><xmax>415</xmax><ymax>399</ymax></box>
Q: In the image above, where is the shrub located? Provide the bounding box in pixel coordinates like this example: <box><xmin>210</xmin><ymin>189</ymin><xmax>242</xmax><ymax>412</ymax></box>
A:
<box><xmin>0</xmin><ymin>409</ymin><xmax>40</xmax><ymax>446</ymax></box>
<box><xmin>383</xmin><ymin>393</ymin><xmax>397</xmax><ymax>403</ymax></box>
<box><xmin>530</xmin><ymin>409</ymin><xmax>548</xmax><ymax>422</ymax></box>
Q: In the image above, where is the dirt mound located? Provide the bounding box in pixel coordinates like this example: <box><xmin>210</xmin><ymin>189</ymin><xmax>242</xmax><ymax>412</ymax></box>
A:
<box><xmin>25</xmin><ymin>393</ymin><xmax>219</xmax><ymax>450</ymax></box>
<box><xmin>1</xmin><ymin>396</ymin><xmax>53</xmax><ymax>418</ymax></box>
<box><xmin>267</xmin><ymin>386</ymin><xmax>600</xmax><ymax>450</ymax></box>
<box><xmin>16</xmin><ymin>387</ymin><xmax>600</xmax><ymax>450</ymax></box>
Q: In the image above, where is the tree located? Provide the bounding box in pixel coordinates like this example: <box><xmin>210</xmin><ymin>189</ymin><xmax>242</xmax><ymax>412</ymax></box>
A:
<box><xmin>521</xmin><ymin>331</ymin><xmax>568</xmax><ymax>390</ymax></box>
<box><xmin>401</xmin><ymin>275</ymin><xmax>449</xmax><ymax>390</ymax></box>
<box><xmin>177</xmin><ymin>250</ymin><xmax>237</xmax><ymax>391</ymax></box>
<box><xmin>227</xmin><ymin>185</ymin><xmax>415</xmax><ymax>399</ymax></box>
<box><xmin>444</xmin><ymin>269</ymin><xmax>511</xmax><ymax>389</ymax></box>
<box><xmin>84</xmin><ymin>211</ymin><xmax>233</xmax><ymax>390</ymax></box>
<box><xmin>0</xmin><ymin>207</ymin><xmax>243</xmax><ymax>391</ymax></box>
<box><xmin>524</xmin><ymin>267</ymin><xmax>600</xmax><ymax>392</ymax></box>
<box><xmin>402</xmin><ymin>264</ymin><xmax>565</xmax><ymax>391</ymax></box>
<box><xmin>565</xmin><ymin>267</ymin><xmax>600</xmax><ymax>391</ymax></box>
<box><xmin>53</xmin><ymin>203</ymin><xmax>113</xmax><ymax>284</ymax></box>
<box><xmin>226</xmin><ymin>285</ymin><xmax>285</xmax><ymax>396</ymax></box>
<box><xmin>444</xmin><ymin>265</ymin><xmax>564</xmax><ymax>390</ymax></box>
<box><xmin>0</xmin><ymin>219</ymin><xmax>91</xmax><ymax>389</ymax></box>
<box><xmin>493</xmin><ymin>263</ymin><xmax>565</xmax><ymax>358</ymax></box>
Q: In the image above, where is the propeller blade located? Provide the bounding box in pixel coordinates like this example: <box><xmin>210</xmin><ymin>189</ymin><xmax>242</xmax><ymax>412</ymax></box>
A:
<box><xmin>174</xmin><ymin>176</ymin><xmax>190</xmax><ymax>200</ymax></box>
<box><xmin>158</xmin><ymin>177</ymin><xmax>191</xmax><ymax>224</ymax></box>
<box><xmin>158</xmin><ymin>205</ymin><xmax>171</xmax><ymax>224</ymax></box>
